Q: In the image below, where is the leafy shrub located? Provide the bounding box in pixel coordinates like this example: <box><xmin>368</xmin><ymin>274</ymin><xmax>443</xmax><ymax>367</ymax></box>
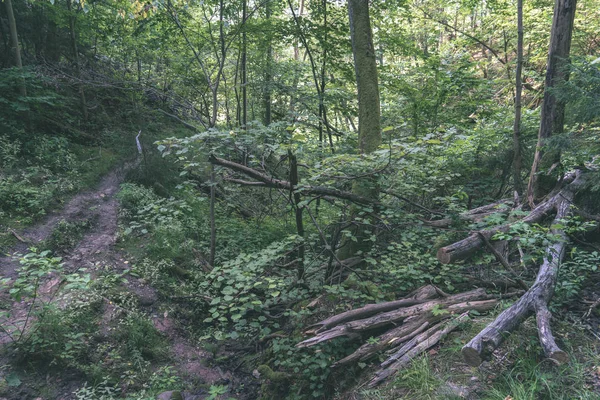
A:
<box><xmin>200</xmin><ymin>235</ymin><xmax>306</xmax><ymax>339</ymax></box>
<box><xmin>0</xmin><ymin>174</ymin><xmax>54</xmax><ymax>221</ymax></box>
<box><xmin>0</xmin><ymin>134</ymin><xmax>21</xmax><ymax>169</ymax></box>
<box><xmin>117</xmin><ymin>183</ymin><xmax>159</xmax><ymax>218</ymax></box>
<box><xmin>29</xmin><ymin>136</ymin><xmax>78</xmax><ymax>173</ymax></box>
<box><xmin>554</xmin><ymin>249</ymin><xmax>600</xmax><ymax>307</ymax></box>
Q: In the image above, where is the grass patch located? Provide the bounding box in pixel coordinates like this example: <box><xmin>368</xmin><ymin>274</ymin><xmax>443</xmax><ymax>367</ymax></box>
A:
<box><xmin>43</xmin><ymin>219</ymin><xmax>94</xmax><ymax>254</ymax></box>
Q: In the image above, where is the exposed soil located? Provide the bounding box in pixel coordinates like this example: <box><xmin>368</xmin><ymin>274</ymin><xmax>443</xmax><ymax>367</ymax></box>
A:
<box><xmin>0</xmin><ymin>160</ymin><xmax>244</xmax><ymax>400</ymax></box>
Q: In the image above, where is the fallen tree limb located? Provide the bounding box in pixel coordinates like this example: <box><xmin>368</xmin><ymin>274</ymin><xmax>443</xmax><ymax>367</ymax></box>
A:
<box><xmin>425</xmin><ymin>199</ymin><xmax>512</xmax><ymax>228</ymax></box>
<box><xmin>461</xmin><ymin>171</ymin><xmax>588</xmax><ymax>366</ymax></box>
<box><xmin>296</xmin><ymin>284</ymin><xmax>520</xmax><ymax>385</ymax></box>
<box><xmin>296</xmin><ymin>288</ymin><xmax>493</xmax><ymax>348</ymax></box>
<box><xmin>368</xmin><ymin>314</ymin><xmax>470</xmax><ymax>387</ymax></box>
<box><xmin>437</xmin><ymin>187</ymin><xmax>561</xmax><ymax>264</ymax></box>
<box><xmin>211</xmin><ymin>155</ymin><xmax>376</xmax><ymax>205</ymax></box>
<box><xmin>157</xmin><ymin>109</ymin><xmax>203</xmax><ymax>131</ymax></box>
<box><xmin>305</xmin><ymin>285</ymin><xmax>439</xmax><ymax>335</ymax></box>
<box><xmin>332</xmin><ymin>316</ymin><xmax>432</xmax><ymax>368</ymax></box>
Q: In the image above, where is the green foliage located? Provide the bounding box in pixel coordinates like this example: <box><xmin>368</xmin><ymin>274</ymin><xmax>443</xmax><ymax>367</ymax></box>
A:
<box><xmin>43</xmin><ymin>219</ymin><xmax>93</xmax><ymax>253</ymax></box>
<box><xmin>554</xmin><ymin>249</ymin><xmax>600</xmax><ymax>307</ymax></box>
<box><xmin>116</xmin><ymin>313</ymin><xmax>168</xmax><ymax>361</ymax></box>
<box><xmin>5</xmin><ymin>249</ymin><xmax>63</xmax><ymax>303</ymax></box>
<box><xmin>268</xmin><ymin>337</ymin><xmax>354</xmax><ymax>399</ymax></box>
<box><xmin>200</xmin><ymin>235</ymin><xmax>306</xmax><ymax>339</ymax></box>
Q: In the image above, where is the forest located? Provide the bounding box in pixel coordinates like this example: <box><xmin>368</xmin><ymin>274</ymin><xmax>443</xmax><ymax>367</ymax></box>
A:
<box><xmin>1</xmin><ymin>0</ymin><xmax>600</xmax><ymax>398</ymax></box>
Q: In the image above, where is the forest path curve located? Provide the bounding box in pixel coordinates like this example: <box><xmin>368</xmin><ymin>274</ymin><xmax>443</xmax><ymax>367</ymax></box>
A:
<box><xmin>1</xmin><ymin>159</ymin><xmax>238</xmax><ymax>399</ymax></box>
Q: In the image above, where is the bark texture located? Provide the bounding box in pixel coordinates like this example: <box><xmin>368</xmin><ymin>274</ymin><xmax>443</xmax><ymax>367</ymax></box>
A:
<box><xmin>5</xmin><ymin>0</ymin><xmax>26</xmax><ymax>98</ymax></box>
<box><xmin>338</xmin><ymin>0</ymin><xmax>382</xmax><ymax>261</ymax></box>
<box><xmin>527</xmin><ymin>0</ymin><xmax>577</xmax><ymax>205</ymax></box>
<box><xmin>296</xmin><ymin>285</ymin><xmax>514</xmax><ymax>386</ymax></box>
<box><xmin>461</xmin><ymin>171</ymin><xmax>587</xmax><ymax>366</ymax></box>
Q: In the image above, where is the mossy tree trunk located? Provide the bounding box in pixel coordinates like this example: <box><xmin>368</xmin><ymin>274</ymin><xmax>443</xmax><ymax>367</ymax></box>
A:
<box><xmin>337</xmin><ymin>0</ymin><xmax>381</xmax><ymax>261</ymax></box>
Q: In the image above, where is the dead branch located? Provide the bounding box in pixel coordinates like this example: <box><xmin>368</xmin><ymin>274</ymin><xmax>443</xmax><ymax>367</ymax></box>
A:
<box><xmin>306</xmin><ymin>285</ymin><xmax>439</xmax><ymax>335</ymax></box>
<box><xmin>368</xmin><ymin>314</ymin><xmax>470</xmax><ymax>387</ymax></box>
<box><xmin>461</xmin><ymin>171</ymin><xmax>588</xmax><ymax>366</ymax></box>
<box><xmin>296</xmin><ymin>288</ymin><xmax>493</xmax><ymax>348</ymax></box>
<box><xmin>210</xmin><ymin>155</ymin><xmax>376</xmax><ymax>205</ymax></box>
<box><xmin>437</xmin><ymin>187</ymin><xmax>562</xmax><ymax>264</ymax></box>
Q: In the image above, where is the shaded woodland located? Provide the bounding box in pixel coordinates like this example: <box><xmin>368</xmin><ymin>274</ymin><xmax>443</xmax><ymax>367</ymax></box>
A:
<box><xmin>1</xmin><ymin>0</ymin><xmax>600</xmax><ymax>398</ymax></box>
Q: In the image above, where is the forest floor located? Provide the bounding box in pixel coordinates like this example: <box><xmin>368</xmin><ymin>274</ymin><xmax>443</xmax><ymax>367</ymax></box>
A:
<box><xmin>0</xmin><ymin>160</ymin><xmax>248</xmax><ymax>400</ymax></box>
<box><xmin>1</xmin><ymin>160</ymin><xmax>600</xmax><ymax>400</ymax></box>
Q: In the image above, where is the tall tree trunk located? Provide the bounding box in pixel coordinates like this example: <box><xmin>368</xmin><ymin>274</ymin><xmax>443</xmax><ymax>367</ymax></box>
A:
<box><xmin>512</xmin><ymin>0</ymin><xmax>524</xmax><ymax>196</ymax></box>
<box><xmin>5</xmin><ymin>0</ymin><xmax>26</xmax><ymax>98</ymax></box>
<box><xmin>241</xmin><ymin>0</ymin><xmax>248</xmax><ymax>129</ymax></box>
<box><xmin>263</xmin><ymin>0</ymin><xmax>272</xmax><ymax>126</ymax></box>
<box><xmin>337</xmin><ymin>0</ymin><xmax>381</xmax><ymax>261</ymax></box>
<box><xmin>289</xmin><ymin>0</ymin><xmax>305</xmax><ymax>113</ymax></box>
<box><xmin>526</xmin><ymin>0</ymin><xmax>577</xmax><ymax>206</ymax></box>
<box><xmin>67</xmin><ymin>0</ymin><xmax>88</xmax><ymax>121</ymax></box>
<box><xmin>210</xmin><ymin>163</ymin><xmax>216</xmax><ymax>267</ymax></box>
<box><xmin>289</xmin><ymin>151</ymin><xmax>305</xmax><ymax>279</ymax></box>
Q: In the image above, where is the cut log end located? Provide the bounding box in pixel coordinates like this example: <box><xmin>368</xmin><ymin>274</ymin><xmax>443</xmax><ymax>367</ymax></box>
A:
<box><xmin>436</xmin><ymin>247</ymin><xmax>452</xmax><ymax>264</ymax></box>
<box><xmin>461</xmin><ymin>346</ymin><xmax>483</xmax><ymax>367</ymax></box>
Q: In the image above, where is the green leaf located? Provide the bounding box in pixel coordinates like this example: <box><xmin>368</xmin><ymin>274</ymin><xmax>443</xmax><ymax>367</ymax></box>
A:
<box><xmin>6</xmin><ymin>373</ymin><xmax>21</xmax><ymax>387</ymax></box>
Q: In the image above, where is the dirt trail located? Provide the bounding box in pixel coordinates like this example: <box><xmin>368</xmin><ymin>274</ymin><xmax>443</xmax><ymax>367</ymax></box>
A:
<box><xmin>0</xmin><ymin>160</ymin><xmax>131</xmax><ymax>279</ymax></box>
<box><xmin>0</xmin><ymin>160</ymin><xmax>239</xmax><ymax>399</ymax></box>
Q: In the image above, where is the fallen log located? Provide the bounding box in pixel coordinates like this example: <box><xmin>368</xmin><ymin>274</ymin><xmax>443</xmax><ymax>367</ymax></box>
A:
<box><xmin>305</xmin><ymin>284</ymin><xmax>439</xmax><ymax>335</ymax></box>
<box><xmin>426</xmin><ymin>199</ymin><xmax>511</xmax><ymax>228</ymax></box>
<box><xmin>461</xmin><ymin>171</ymin><xmax>588</xmax><ymax>366</ymax></box>
<box><xmin>437</xmin><ymin>174</ymin><xmax>576</xmax><ymax>264</ymax></box>
<box><xmin>296</xmin><ymin>288</ymin><xmax>492</xmax><ymax>348</ymax></box>
<box><xmin>368</xmin><ymin>314</ymin><xmax>470</xmax><ymax>387</ymax></box>
<box><xmin>296</xmin><ymin>282</ymin><xmax>521</xmax><ymax>385</ymax></box>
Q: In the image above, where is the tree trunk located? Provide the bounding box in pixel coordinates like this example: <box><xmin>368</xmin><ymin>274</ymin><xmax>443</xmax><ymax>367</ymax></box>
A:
<box><xmin>289</xmin><ymin>0</ymin><xmax>305</xmax><ymax>113</ymax></box>
<box><xmin>263</xmin><ymin>0</ymin><xmax>272</xmax><ymax>126</ymax></box>
<box><xmin>67</xmin><ymin>0</ymin><xmax>88</xmax><ymax>121</ymax></box>
<box><xmin>5</xmin><ymin>0</ymin><xmax>26</xmax><ymax>98</ymax></box>
<box><xmin>337</xmin><ymin>0</ymin><xmax>382</xmax><ymax>261</ymax></box>
<box><xmin>289</xmin><ymin>151</ymin><xmax>305</xmax><ymax>279</ymax></box>
<box><xmin>209</xmin><ymin>163</ymin><xmax>216</xmax><ymax>267</ymax></box>
<box><xmin>462</xmin><ymin>173</ymin><xmax>586</xmax><ymax>366</ymax></box>
<box><xmin>512</xmin><ymin>0</ymin><xmax>524</xmax><ymax>195</ymax></box>
<box><xmin>526</xmin><ymin>0</ymin><xmax>577</xmax><ymax>205</ymax></box>
<box><xmin>241</xmin><ymin>0</ymin><xmax>248</xmax><ymax>130</ymax></box>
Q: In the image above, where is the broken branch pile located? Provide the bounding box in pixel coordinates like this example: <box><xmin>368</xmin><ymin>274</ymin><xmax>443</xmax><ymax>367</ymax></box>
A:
<box><xmin>296</xmin><ymin>285</ymin><xmax>519</xmax><ymax>386</ymax></box>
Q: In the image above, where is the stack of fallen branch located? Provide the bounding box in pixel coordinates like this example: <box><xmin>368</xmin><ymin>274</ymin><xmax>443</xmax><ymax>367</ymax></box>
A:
<box><xmin>296</xmin><ymin>285</ymin><xmax>520</xmax><ymax>387</ymax></box>
<box><xmin>295</xmin><ymin>171</ymin><xmax>594</xmax><ymax>385</ymax></box>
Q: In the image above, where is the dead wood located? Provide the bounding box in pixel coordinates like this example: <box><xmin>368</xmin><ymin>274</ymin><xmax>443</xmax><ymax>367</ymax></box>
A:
<box><xmin>157</xmin><ymin>109</ymin><xmax>202</xmax><ymax>131</ymax></box>
<box><xmin>296</xmin><ymin>288</ymin><xmax>493</xmax><ymax>348</ymax></box>
<box><xmin>368</xmin><ymin>314</ymin><xmax>470</xmax><ymax>387</ymax></box>
<box><xmin>332</xmin><ymin>316</ymin><xmax>432</xmax><ymax>368</ymax></box>
<box><xmin>426</xmin><ymin>199</ymin><xmax>511</xmax><ymax>228</ymax></box>
<box><xmin>305</xmin><ymin>285</ymin><xmax>439</xmax><ymax>335</ymax></box>
<box><xmin>461</xmin><ymin>171</ymin><xmax>588</xmax><ymax>366</ymax></box>
<box><xmin>436</xmin><ymin>174</ymin><xmax>577</xmax><ymax>264</ymax></box>
<box><xmin>10</xmin><ymin>229</ymin><xmax>31</xmax><ymax>243</ymax></box>
<box><xmin>211</xmin><ymin>155</ymin><xmax>376</xmax><ymax>205</ymax></box>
